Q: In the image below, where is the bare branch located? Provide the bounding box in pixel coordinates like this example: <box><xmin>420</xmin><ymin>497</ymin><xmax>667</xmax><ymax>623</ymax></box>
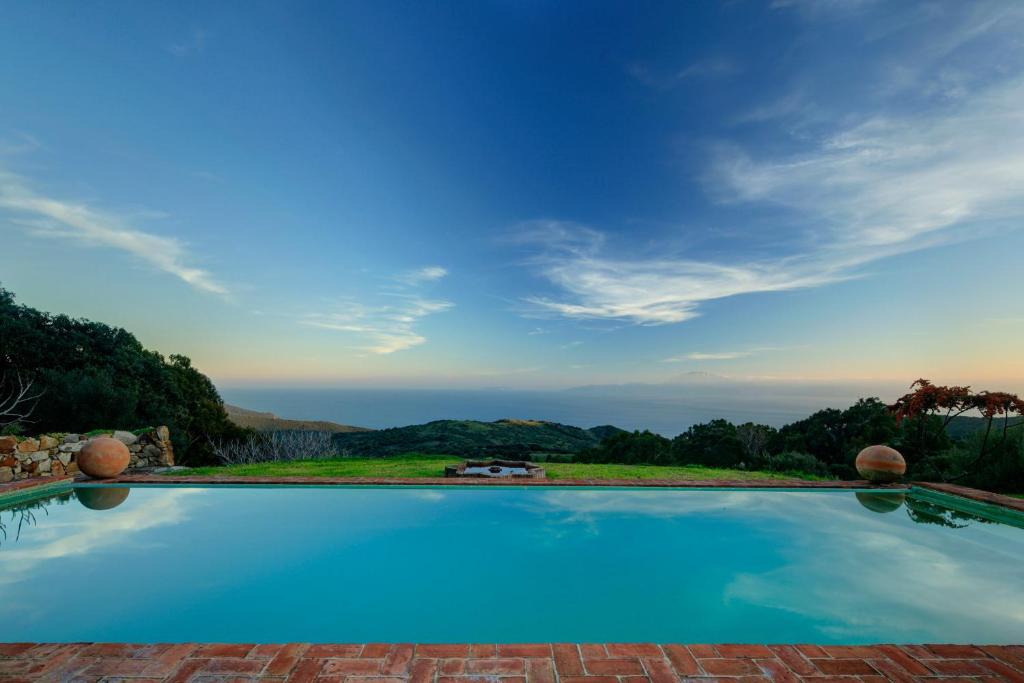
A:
<box><xmin>0</xmin><ymin>371</ymin><xmax>43</xmax><ymax>430</ymax></box>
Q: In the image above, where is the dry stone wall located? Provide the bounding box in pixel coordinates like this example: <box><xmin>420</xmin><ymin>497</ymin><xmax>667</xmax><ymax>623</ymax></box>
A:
<box><xmin>0</xmin><ymin>426</ymin><xmax>174</xmax><ymax>482</ymax></box>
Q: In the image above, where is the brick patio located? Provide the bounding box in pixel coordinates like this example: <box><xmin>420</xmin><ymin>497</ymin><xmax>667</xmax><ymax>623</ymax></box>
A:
<box><xmin>2</xmin><ymin>643</ymin><xmax>1023</xmax><ymax>682</ymax></box>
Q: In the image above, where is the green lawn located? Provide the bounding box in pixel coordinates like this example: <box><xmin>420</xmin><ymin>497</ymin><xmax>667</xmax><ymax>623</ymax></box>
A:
<box><xmin>171</xmin><ymin>454</ymin><xmax>824</xmax><ymax>481</ymax></box>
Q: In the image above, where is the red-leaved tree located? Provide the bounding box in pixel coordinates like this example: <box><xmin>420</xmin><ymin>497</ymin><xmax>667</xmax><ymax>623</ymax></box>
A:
<box><xmin>889</xmin><ymin>379</ymin><xmax>1024</xmax><ymax>482</ymax></box>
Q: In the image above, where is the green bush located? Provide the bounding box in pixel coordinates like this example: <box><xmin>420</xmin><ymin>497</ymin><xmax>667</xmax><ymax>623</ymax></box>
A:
<box><xmin>756</xmin><ymin>451</ymin><xmax>830</xmax><ymax>477</ymax></box>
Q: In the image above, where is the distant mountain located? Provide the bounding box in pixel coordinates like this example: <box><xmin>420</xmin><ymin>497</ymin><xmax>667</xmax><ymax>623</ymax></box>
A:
<box><xmin>225</xmin><ymin>404</ymin><xmax>371</xmax><ymax>433</ymax></box>
<box><xmin>332</xmin><ymin>418</ymin><xmax>625</xmax><ymax>458</ymax></box>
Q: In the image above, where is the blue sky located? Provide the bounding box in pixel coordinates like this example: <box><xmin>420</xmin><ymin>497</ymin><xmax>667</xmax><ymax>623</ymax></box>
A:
<box><xmin>1</xmin><ymin>1</ymin><xmax>1023</xmax><ymax>389</ymax></box>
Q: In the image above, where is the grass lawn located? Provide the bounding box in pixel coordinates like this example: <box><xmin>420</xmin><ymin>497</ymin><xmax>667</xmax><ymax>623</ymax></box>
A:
<box><xmin>172</xmin><ymin>454</ymin><xmax>824</xmax><ymax>481</ymax></box>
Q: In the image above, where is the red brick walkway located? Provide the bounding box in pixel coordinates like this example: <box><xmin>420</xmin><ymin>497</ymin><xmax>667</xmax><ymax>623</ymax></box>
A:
<box><xmin>2</xmin><ymin>643</ymin><xmax>1023</xmax><ymax>682</ymax></box>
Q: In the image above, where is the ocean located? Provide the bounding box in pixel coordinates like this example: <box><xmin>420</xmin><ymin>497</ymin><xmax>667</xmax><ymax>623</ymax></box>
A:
<box><xmin>219</xmin><ymin>381</ymin><xmax>904</xmax><ymax>436</ymax></box>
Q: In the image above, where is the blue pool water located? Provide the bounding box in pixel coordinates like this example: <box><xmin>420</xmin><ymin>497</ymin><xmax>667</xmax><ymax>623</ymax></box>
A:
<box><xmin>1</xmin><ymin>485</ymin><xmax>1022</xmax><ymax>644</ymax></box>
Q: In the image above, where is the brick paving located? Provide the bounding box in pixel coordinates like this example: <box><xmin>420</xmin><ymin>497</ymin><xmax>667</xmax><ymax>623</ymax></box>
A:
<box><xmin>2</xmin><ymin>643</ymin><xmax>1023</xmax><ymax>682</ymax></box>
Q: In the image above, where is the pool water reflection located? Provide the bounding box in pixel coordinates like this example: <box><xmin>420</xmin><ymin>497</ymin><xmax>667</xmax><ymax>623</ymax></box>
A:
<box><xmin>1</xmin><ymin>485</ymin><xmax>1022</xmax><ymax>643</ymax></box>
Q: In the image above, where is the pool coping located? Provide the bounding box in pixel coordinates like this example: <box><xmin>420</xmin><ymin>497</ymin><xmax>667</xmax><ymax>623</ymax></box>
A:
<box><xmin>2</xmin><ymin>641</ymin><xmax>1023</xmax><ymax>681</ymax></box>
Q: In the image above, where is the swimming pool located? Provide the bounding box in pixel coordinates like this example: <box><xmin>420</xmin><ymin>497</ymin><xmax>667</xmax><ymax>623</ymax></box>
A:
<box><xmin>1</xmin><ymin>485</ymin><xmax>1022</xmax><ymax>644</ymax></box>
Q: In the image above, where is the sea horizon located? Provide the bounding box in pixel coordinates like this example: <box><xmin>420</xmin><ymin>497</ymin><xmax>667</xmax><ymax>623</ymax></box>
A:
<box><xmin>218</xmin><ymin>381</ymin><xmax>914</xmax><ymax>437</ymax></box>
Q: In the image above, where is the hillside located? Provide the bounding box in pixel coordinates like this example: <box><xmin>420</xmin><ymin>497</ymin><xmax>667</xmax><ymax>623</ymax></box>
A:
<box><xmin>332</xmin><ymin>418</ymin><xmax>625</xmax><ymax>458</ymax></box>
<box><xmin>946</xmin><ymin>415</ymin><xmax>1024</xmax><ymax>440</ymax></box>
<box><xmin>225</xmin><ymin>404</ymin><xmax>371</xmax><ymax>433</ymax></box>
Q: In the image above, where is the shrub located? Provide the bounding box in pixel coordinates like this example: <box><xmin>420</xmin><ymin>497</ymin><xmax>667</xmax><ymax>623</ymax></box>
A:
<box><xmin>210</xmin><ymin>430</ymin><xmax>337</xmax><ymax>465</ymax></box>
<box><xmin>756</xmin><ymin>451</ymin><xmax>830</xmax><ymax>477</ymax></box>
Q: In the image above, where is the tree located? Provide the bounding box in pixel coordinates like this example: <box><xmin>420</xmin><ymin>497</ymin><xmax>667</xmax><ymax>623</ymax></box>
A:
<box><xmin>770</xmin><ymin>398</ymin><xmax>896</xmax><ymax>474</ymax></box>
<box><xmin>0</xmin><ymin>285</ymin><xmax>243</xmax><ymax>464</ymax></box>
<box><xmin>672</xmin><ymin>419</ymin><xmax>745</xmax><ymax>468</ymax></box>
<box><xmin>577</xmin><ymin>430</ymin><xmax>671</xmax><ymax>465</ymax></box>
<box><xmin>890</xmin><ymin>379</ymin><xmax>1024</xmax><ymax>483</ymax></box>
<box><xmin>736</xmin><ymin>422</ymin><xmax>776</xmax><ymax>462</ymax></box>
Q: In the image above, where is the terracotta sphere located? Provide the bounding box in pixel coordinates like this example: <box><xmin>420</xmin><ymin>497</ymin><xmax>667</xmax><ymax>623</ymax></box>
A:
<box><xmin>77</xmin><ymin>437</ymin><xmax>131</xmax><ymax>479</ymax></box>
<box><xmin>855</xmin><ymin>444</ymin><xmax>906</xmax><ymax>483</ymax></box>
<box><xmin>76</xmin><ymin>486</ymin><xmax>130</xmax><ymax>510</ymax></box>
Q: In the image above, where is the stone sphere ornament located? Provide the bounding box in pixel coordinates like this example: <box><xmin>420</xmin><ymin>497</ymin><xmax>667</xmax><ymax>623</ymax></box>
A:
<box><xmin>855</xmin><ymin>445</ymin><xmax>906</xmax><ymax>483</ymax></box>
<box><xmin>77</xmin><ymin>437</ymin><xmax>131</xmax><ymax>479</ymax></box>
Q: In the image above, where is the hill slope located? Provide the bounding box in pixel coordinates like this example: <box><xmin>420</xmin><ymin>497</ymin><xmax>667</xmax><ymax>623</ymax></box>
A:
<box><xmin>332</xmin><ymin>419</ymin><xmax>624</xmax><ymax>457</ymax></box>
<box><xmin>225</xmin><ymin>404</ymin><xmax>371</xmax><ymax>433</ymax></box>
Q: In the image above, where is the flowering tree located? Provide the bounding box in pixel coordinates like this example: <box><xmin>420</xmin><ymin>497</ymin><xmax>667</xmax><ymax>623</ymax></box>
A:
<box><xmin>889</xmin><ymin>379</ymin><xmax>1024</xmax><ymax>482</ymax></box>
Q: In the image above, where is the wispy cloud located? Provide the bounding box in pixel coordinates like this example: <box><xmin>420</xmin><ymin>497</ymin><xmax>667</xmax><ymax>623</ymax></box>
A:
<box><xmin>663</xmin><ymin>347</ymin><xmax>784</xmax><ymax>362</ymax></box>
<box><xmin>302</xmin><ymin>296</ymin><xmax>453</xmax><ymax>354</ymax></box>
<box><xmin>516</xmin><ymin>68</ymin><xmax>1024</xmax><ymax>326</ymax></box>
<box><xmin>515</xmin><ymin>221</ymin><xmax>848</xmax><ymax>325</ymax></box>
<box><xmin>714</xmin><ymin>77</ymin><xmax>1024</xmax><ymax>248</ymax></box>
<box><xmin>0</xmin><ymin>168</ymin><xmax>229</xmax><ymax>296</ymax></box>
<box><xmin>667</xmin><ymin>351</ymin><xmax>752</xmax><ymax>362</ymax></box>
<box><xmin>628</xmin><ymin>57</ymin><xmax>740</xmax><ymax>90</ymax></box>
<box><xmin>168</xmin><ymin>28</ymin><xmax>207</xmax><ymax>57</ymax></box>
<box><xmin>396</xmin><ymin>265</ymin><xmax>448</xmax><ymax>285</ymax></box>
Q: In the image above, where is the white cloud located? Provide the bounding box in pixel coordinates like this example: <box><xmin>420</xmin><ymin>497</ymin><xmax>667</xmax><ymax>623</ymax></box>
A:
<box><xmin>0</xmin><ymin>169</ymin><xmax>229</xmax><ymax>296</ymax></box>
<box><xmin>664</xmin><ymin>346</ymin><xmax>786</xmax><ymax>363</ymax></box>
<box><xmin>628</xmin><ymin>58</ymin><xmax>740</xmax><ymax>90</ymax></box>
<box><xmin>302</xmin><ymin>296</ymin><xmax>453</xmax><ymax>354</ymax></box>
<box><xmin>518</xmin><ymin>221</ymin><xmax>849</xmax><ymax>325</ymax></box>
<box><xmin>517</xmin><ymin>73</ymin><xmax>1024</xmax><ymax>326</ymax></box>
<box><xmin>715</xmin><ymin>78</ymin><xmax>1024</xmax><ymax>248</ymax></box>
<box><xmin>668</xmin><ymin>351</ymin><xmax>752</xmax><ymax>362</ymax></box>
<box><xmin>168</xmin><ymin>28</ymin><xmax>207</xmax><ymax>57</ymax></box>
<box><xmin>396</xmin><ymin>265</ymin><xmax>448</xmax><ymax>285</ymax></box>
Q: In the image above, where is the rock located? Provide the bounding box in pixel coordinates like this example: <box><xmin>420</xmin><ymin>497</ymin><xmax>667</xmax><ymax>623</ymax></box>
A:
<box><xmin>36</xmin><ymin>459</ymin><xmax>51</xmax><ymax>473</ymax></box>
<box><xmin>77</xmin><ymin>437</ymin><xmax>131</xmax><ymax>479</ymax></box>
<box><xmin>17</xmin><ymin>438</ymin><xmax>39</xmax><ymax>453</ymax></box>
<box><xmin>156</xmin><ymin>426</ymin><xmax>170</xmax><ymax>442</ymax></box>
<box><xmin>0</xmin><ymin>466</ymin><xmax>13</xmax><ymax>483</ymax></box>
<box><xmin>59</xmin><ymin>442</ymin><xmax>84</xmax><ymax>453</ymax></box>
<box><xmin>855</xmin><ymin>445</ymin><xmax>906</xmax><ymax>483</ymax></box>
<box><xmin>142</xmin><ymin>444</ymin><xmax>162</xmax><ymax>461</ymax></box>
<box><xmin>51</xmin><ymin>462</ymin><xmax>64</xmax><ymax>476</ymax></box>
<box><xmin>0</xmin><ymin>455</ymin><xmax>15</xmax><ymax>468</ymax></box>
<box><xmin>113</xmin><ymin>430</ymin><xmax>139</xmax><ymax>446</ymax></box>
<box><xmin>29</xmin><ymin>450</ymin><xmax>50</xmax><ymax>462</ymax></box>
<box><xmin>58</xmin><ymin>452</ymin><xmax>72</xmax><ymax>466</ymax></box>
<box><xmin>38</xmin><ymin>435</ymin><xmax>58</xmax><ymax>450</ymax></box>
<box><xmin>67</xmin><ymin>461</ymin><xmax>79</xmax><ymax>474</ymax></box>
<box><xmin>0</xmin><ymin>435</ymin><xmax>17</xmax><ymax>454</ymax></box>
<box><xmin>64</xmin><ymin>433</ymin><xmax>80</xmax><ymax>444</ymax></box>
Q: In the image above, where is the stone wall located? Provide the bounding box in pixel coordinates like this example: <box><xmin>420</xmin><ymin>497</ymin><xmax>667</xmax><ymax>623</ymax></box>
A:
<box><xmin>0</xmin><ymin>426</ymin><xmax>174</xmax><ymax>483</ymax></box>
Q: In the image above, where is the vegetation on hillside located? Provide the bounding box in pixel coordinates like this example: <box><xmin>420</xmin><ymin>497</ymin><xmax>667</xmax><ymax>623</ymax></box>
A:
<box><xmin>578</xmin><ymin>383</ymin><xmax>1024</xmax><ymax>492</ymax></box>
<box><xmin>0</xmin><ymin>285</ymin><xmax>243</xmax><ymax>464</ymax></box>
<box><xmin>224</xmin><ymin>404</ymin><xmax>369</xmax><ymax>433</ymax></box>
<box><xmin>331</xmin><ymin>419</ymin><xmax>624</xmax><ymax>458</ymax></box>
<box><xmin>173</xmin><ymin>454</ymin><xmax>821</xmax><ymax>481</ymax></box>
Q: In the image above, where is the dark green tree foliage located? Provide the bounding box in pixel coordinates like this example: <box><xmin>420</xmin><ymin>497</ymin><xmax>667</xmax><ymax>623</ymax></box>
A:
<box><xmin>0</xmin><ymin>286</ymin><xmax>242</xmax><ymax>464</ymax></box>
<box><xmin>671</xmin><ymin>419</ymin><xmax>745</xmax><ymax>468</ymax></box>
<box><xmin>770</xmin><ymin>398</ymin><xmax>897</xmax><ymax>476</ymax></box>
<box><xmin>577</xmin><ymin>430</ymin><xmax>671</xmax><ymax>465</ymax></box>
